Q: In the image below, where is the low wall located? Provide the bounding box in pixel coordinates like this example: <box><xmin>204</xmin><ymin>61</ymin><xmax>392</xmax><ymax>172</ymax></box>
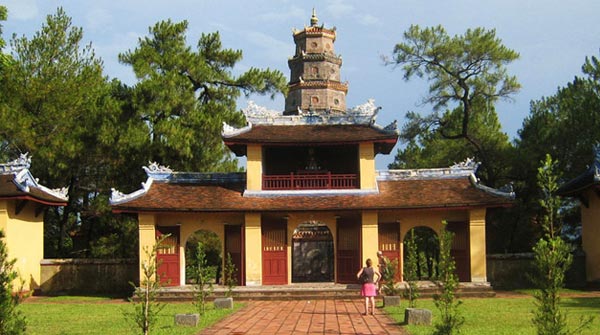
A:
<box><xmin>40</xmin><ymin>258</ymin><xmax>137</xmax><ymax>296</ymax></box>
<box><xmin>486</xmin><ymin>252</ymin><xmax>586</xmax><ymax>289</ymax></box>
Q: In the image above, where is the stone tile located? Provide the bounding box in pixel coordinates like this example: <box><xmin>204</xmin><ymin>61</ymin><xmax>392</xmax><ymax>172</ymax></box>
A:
<box><xmin>199</xmin><ymin>299</ymin><xmax>408</xmax><ymax>335</ymax></box>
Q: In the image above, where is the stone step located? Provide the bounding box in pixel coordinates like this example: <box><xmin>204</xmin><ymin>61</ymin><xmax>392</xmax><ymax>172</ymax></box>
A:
<box><xmin>148</xmin><ymin>282</ymin><xmax>495</xmax><ymax>301</ymax></box>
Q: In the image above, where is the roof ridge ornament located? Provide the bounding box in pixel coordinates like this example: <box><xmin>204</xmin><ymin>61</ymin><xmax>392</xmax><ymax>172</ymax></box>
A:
<box><xmin>451</xmin><ymin>157</ymin><xmax>480</xmax><ymax>170</ymax></box>
<box><xmin>143</xmin><ymin>162</ymin><xmax>173</xmax><ymax>179</ymax></box>
<box><xmin>0</xmin><ymin>153</ymin><xmax>31</xmax><ymax>172</ymax></box>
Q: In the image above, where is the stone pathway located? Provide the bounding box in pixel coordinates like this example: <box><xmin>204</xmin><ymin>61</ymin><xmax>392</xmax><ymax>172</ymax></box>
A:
<box><xmin>200</xmin><ymin>299</ymin><xmax>407</xmax><ymax>335</ymax></box>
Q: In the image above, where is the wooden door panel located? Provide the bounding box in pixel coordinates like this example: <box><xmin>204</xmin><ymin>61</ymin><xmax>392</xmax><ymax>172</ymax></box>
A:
<box><xmin>262</xmin><ymin>221</ymin><xmax>287</xmax><ymax>285</ymax></box>
<box><xmin>378</xmin><ymin>222</ymin><xmax>401</xmax><ymax>281</ymax></box>
<box><xmin>336</xmin><ymin>220</ymin><xmax>360</xmax><ymax>284</ymax></box>
<box><xmin>156</xmin><ymin>226</ymin><xmax>180</xmax><ymax>287</ymax></box>
<box><xmin>447</xmin><ymin>221</ymin><xmax>470</xmax><ymax>282</ymax></box>
<box><xmin>225</xmin><ymin>225</ymin><xmax>244</xmax><ymax>286</ymax></box>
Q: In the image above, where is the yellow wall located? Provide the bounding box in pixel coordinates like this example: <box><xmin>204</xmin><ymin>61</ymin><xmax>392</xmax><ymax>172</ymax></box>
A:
<box><xmin>359</xmin><ymin>142</ymin><xmax>376</xmax><ymax>190</ymax></box>
<box><xmin>0</xmin><ymin>200</ymin><xmax>44</xmax><ymax>292</ymax></box>
<box><xmin>469</xmin><ymin>208</ymin><xmax>487</xmax><ymax>282</ymax></box>
<box><xmin>138</xmin><ymin>213</ymin><xmax>156</xmax><ymax>285</ymax></box>
<box><xmin>582</xmin><ymin>189</ymin><xmax>600</xmax><ymax>282</ymax></box>
<box><xmin>245</xmin><ymin>213</ymin><xmax>262</xmax><ymax>285</ymax></box>
<box><xmin>361</xmin><ymin>210</ymin><xmax>379</xmax><ymax>266</ymax></box>
<box><xmin>246</xmin><ymin>144</ymin><xmax>263</xmax><ymax>191</ymax></box>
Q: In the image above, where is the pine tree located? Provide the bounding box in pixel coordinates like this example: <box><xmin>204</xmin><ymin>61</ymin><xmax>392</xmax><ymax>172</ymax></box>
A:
<box><xmin>119</xmin><ymin>20</ymin><xmax>287</xmax><ymax>173</ymax></box>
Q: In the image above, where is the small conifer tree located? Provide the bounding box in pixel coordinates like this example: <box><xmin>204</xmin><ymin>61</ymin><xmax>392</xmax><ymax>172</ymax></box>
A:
<box><xmin>532</xmin><ymin>155</ymin><xmax>592</xmax><ymax>335</ymax></box>
<box><xmin>403</xmin><ymin>229</ymin><xmax>420</xmax><ymax>308</ymax></box>
<box><xmin>125</xmin><ymin>234</ymin><xmax>168</xmax><ymax>335</ymax></box>
<box><xmin>222</xmin><ymin>252</ymin><xmax>237</xmax><ymax>298</ymax></box>
<box><xmin>192</xmin><ymin>242</ymin><xmax>216</xmax><ymax>315</ymax></box>
<box><xmin>432</xmin><ymin>221</ymin><xmax>463</xmax><ymax>335</ymax></box>
<box><xmin>380</xmin><ymin>257</ymin><xmax>401</xmax><ymax>296</ymax></box>
<box><xmin>0</xmin><ymin>229</ymin><xmax>26</xmax><ymax>335</ymax></box>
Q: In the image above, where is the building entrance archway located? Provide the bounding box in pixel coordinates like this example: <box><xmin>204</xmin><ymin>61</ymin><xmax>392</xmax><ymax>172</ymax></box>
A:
<box><xmin>292</xmin><ymin>221</ymin><xmax>334</xmax><ymax>283</ymax></box>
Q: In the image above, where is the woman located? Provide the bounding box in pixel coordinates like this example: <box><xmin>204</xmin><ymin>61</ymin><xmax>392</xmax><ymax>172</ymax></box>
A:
<box><xmin>357</xmin><ymin>258</ymin><xmax>381</xmax><ymax>315</ymax></box>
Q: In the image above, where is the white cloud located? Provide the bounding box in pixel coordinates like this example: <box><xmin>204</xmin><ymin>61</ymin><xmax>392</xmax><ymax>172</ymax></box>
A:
<box><xmin>325</xmin><ymin>0</ymin><xmax>354</xmax><ymax>19</ymax></box>
<box><xmin>257</xmin><ymin>5</ymin><xmax>306</xmax><ymax>24</ymax></box>
<box><xmin>323</xmin><ymin>0</ymin><xmax>380</xmax><ymax>27</ymax></box>
<box><xmin>85</xmin><ymin>7</ymin><xmax>113</xmax><ymax>32</ymax></box>
<box><xmin>242</xmin><ymin>30</ymin><xmax>293</xmax><ymax>63</ymax></box>
<box><xmin>359</xmin><ymin>14</ymin><xmax>381</xmax><ymax>27</ymax></box>
<box><xmin>4</xmin><ymin>0</ymin><xmax>39</xmax><ymax>20</ymax></box>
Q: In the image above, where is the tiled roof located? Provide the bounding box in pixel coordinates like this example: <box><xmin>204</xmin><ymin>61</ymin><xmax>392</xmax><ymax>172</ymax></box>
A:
<box><xmin>111</xmin><ymin>176</ymin><xmax>512</xmax><ymax>213</ymax></box>
<box><xmin>224</xmin><ymin>124</ymin><xmax>398</xmax><ymax>155</ymax></box>
<box><xmin>0</xmin><ymin>174</ymin><xmax>68</xmax><ymax>206</ymax></box>
<box><xmin>225</xmin><ymin>124</ymin><xmax>396</xmax><ymax>143</ymax></box>
<box><xmin>558</xmin><ymin>148</ymin><xmax>600</xmax><ymax>197</ymax></box>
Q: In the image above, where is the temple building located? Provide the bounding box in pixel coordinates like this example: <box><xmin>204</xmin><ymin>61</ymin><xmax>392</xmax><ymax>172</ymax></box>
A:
<box><xmin>111</xmin><ymin>12</ymin><xmax>514</xmax><ymax>287</ymax></box>
<box><xmin>0</xmin><ymin>154</ymin><xmax>68</xmax><ymax>292</ymax></box>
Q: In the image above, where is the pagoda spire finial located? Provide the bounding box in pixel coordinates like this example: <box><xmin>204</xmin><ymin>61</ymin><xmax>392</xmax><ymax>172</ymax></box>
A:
<box><xmin>310</xmin><ymin>8</ymin><xmax>318</xmax><ymax>26</ymax></box>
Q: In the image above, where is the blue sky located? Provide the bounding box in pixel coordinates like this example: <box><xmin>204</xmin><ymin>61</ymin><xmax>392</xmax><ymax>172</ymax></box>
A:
<box><xmin>3</xmin><ymin>0</ymin><xmax>600</xmax><ymax>169</ymax></box>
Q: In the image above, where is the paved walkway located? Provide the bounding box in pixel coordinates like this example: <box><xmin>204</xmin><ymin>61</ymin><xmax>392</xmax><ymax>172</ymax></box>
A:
<box><xmin>200</xmin><ymin>299</ymin><xmax>408</xmax><ymax>335</ymax></box>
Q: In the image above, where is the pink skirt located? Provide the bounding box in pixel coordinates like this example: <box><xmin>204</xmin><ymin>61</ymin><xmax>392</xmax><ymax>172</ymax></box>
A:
<box><xmin>361</xmin><ymin>283</ymin><xmax>377</xmax><ymax>297</ymax></box>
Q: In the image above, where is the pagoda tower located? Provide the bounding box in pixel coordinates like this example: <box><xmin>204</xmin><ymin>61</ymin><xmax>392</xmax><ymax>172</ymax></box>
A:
<box><xmin>284</xmin><ymin>9</ymin><xmax>348</xmax><ymax>115</ymax></box>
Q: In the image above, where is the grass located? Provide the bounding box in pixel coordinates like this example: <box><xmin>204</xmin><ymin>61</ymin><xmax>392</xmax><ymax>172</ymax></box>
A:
<box><xmin>384</xmin><ymin>294</ymin><xmax>600</xmax><ymax>335</ymax></box>
<box><xmin>19</xmin><ymin>296</ymin><xmax>242</xmax><ymax>335</ymax></box>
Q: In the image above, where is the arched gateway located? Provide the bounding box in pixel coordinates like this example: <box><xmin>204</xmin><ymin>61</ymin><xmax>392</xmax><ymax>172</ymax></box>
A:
<box><xmin>292</xmin><ymin>222</ymin><xmax>334</xmax><ymax>283</ymax></box>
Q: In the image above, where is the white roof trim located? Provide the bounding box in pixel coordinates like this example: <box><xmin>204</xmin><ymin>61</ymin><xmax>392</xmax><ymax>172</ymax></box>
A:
<box><xmin>378</xmin><ymin>158</ymin><xmax>480</xmax><ymax>180</ymax></box>
<box><xmin>222</xmin><ymin>99</ymin><xmax>399</xmax><ymax>136</ymax></box>
<box><xmin>110</xmin><ymin>178</ymin><xmax>154</xmax><ymax>205</ymax></box>
<box><xmin>10</xmin><ymin>165</ymin><xmax>68</xmax><ymax>201</ymax></box>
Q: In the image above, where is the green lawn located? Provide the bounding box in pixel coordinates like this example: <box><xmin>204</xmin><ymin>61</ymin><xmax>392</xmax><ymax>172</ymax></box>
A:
<box><xmin>384</xmin><ymin>294</ymin><xmax>600</xmax><ymax>335</ymax></box>
<box><xmin>19</xmin><ymin>296</ymin><xmax>241</xmax><ymax>335</ymax></box>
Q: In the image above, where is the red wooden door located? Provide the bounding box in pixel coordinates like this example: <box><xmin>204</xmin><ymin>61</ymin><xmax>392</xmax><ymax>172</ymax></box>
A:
<box><xmin>225</xmin><ymin>225</ymin><xmax>244</xmax><ymax>286</ymax></box>
<box><xmin>447</xmin><ymin>221</ymin><xmax>471</xmax><ymax>282</ymax></box>
<box><xmin>378</xmin><ymin>222</ymin><xmax>401</xmax><ymax>281</ymax></box>
<box><xmin>336</xmin><ymin>219</ymin><xmax>360</xmax><ymax>284</ymax></box>
<box><xmin>156</xmin><ymin>226</ymin><xmax>180</xmax><ymax>286</ymax></box>
<box><xmin>262</xmin><ymin>221</ymin><xmax>287</xmax><ymax>285</ymax></box>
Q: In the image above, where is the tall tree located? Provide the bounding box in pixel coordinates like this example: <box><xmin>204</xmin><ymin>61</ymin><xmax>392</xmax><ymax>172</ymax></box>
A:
<box><xmin>386</xmin><ymin>25</ymin><xmax>519</xmax><ymax>186</ymax></box>
<box><xmin>119</xmin><ymin>20</ymin><xmax>287</xmax><ymax>172</ymax></box>
<box><xmin>0</xmin><ymin>5</ymin><xmax>12</xmax><ymax>161</ymax></box>
<box><xmin>517</xmin><ymin>53</ymin><xmax>600</xmax><ymax>182</ymax></box>
<box><xmin>0</xmin><ymin>5</ymin><xmax>8</xmax><ymax>68</ymax></box>
<box><xmin>0</xmin><ymin>8</ymin><xmax>127</xmax><ymax>257</ymax></box>
<box><xmin>390</xmin><ymin>102</ymin><xmax>514</xmax><ymax>186</ymax></box>
<box><xmin>513</xmin><ymin>52</ymin><xmax>600</xmax><ymax>251</ymax></box>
